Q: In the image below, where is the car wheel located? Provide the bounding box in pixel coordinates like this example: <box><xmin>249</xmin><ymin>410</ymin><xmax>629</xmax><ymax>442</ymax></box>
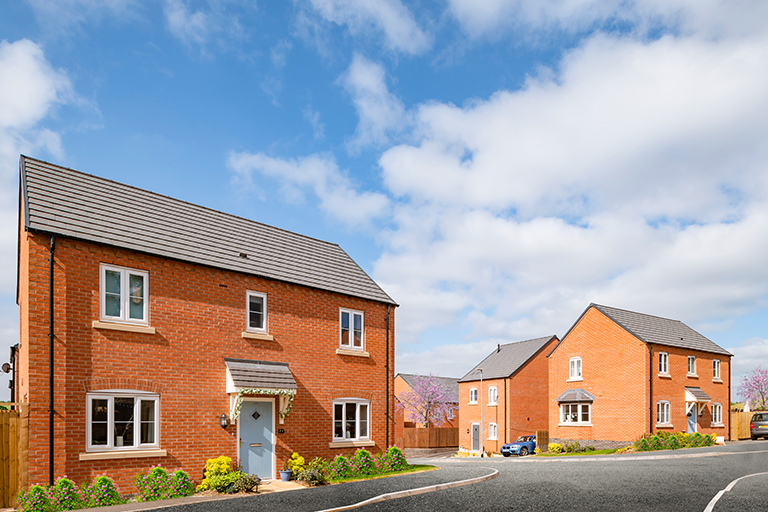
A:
<box><xmin>519</xmin><ymin>447</ymin><xmax>529</xmax><ymax>456</ymax></box>
<box><xmin>503</xmin><ymin>453</ymin><xmax>510</xmax><ymax>457</ymax></box>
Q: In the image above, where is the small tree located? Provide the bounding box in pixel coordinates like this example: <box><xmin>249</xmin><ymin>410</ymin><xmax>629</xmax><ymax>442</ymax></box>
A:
<box><xmin>397</xmin><ymin>374</ymin><xmax>456</xmax><ymax>427</ymax></box>
<box><xmin>739</xmin><ymin>366</ymin><xmax>768</xmax><ymax>410</ymax></box>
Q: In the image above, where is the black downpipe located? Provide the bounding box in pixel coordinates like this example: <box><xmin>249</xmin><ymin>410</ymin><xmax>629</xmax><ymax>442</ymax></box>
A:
<box><xmin>49</xmin><ymin>235</ymin><xmax>55</xmax><ymax>486</ymax></box>
<box><xmin>9</xmin><ymin>344</ymin><xmax>18</xmax><ymax>403</ymax></box>
<box><xmin>648</xmin><ymin>343</ymin><xmax>653</xmax><ymax>435</ymax></box>
<box><xmin>385</xmin><ymin>305</ymin><xmax>390</xmax><ymax>448</ymax></box>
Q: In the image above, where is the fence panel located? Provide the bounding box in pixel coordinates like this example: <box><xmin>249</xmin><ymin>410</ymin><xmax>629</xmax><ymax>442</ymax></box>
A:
<box><xmin>0</xmin><ymin>404</ymin><xmax>28</xmax><ymax>509</ymax></box>
<box><xmin>401</xmin><ymin>427</ymin><xmax>458</xmax><ymax>448</ymax></box>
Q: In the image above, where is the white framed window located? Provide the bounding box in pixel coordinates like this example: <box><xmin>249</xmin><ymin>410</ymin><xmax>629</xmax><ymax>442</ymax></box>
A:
<box><xmin>713</xmin><ymin>359</ymin><xmax>721</xmax><ymax>380</ymax></box>
<box><xmin>712</xmin><ymin>403</ymin><xmax>723</xmax><ymax>425</ymax></box>
<box><xmin>488</xmin><ymin>386</ymin><xmax>497</xmax><ymax>405</ymax></box>
<box><xmin>446</xmin><ymin>407</ymin><xmax>454</xmax><ymax>420</ymax></box>
<box><xmin>100</xmin><ymin>264</ymin><xmax>149</xmax><ymax>324</ymax></box>
<box><xmin>659</xmin><ymin>352</ymin><xmax>669</xmax><ymax>375</ymax></box>
<box><xmin>488</xmin><ymin>423</ymin><xmax>498</xmax><ymax>440</ymax></box>
<box><xmin>246</xmin><ymin>291</ymin><xmax>267</xmax><ymax>333</ymax></box>
<box><xmin>656</xmin><ymin>401</ymin><xmax>671</xmax><ymax>425</ymax></box>
<box><xmin>340</xmin><ymin>309</ymin><xmax>364</xmax><ymax>350</ymax></box>
<box><xmin>560</xmin><ymin>403</ymin><xmax>590</xmax><ymax>424</ymax></box>
<box><xmin>688</xmin><ymin>356</ymin><xmax>696</xmax><ymax>375</ymax></box>
<box><xmin>569</xmin><ymin>357</ymin><xmax>582</xmax><ymax>380</ymax></box>
<box><xmin>332</xmin><ymin>399</ymin><xmax>369</xmax><ymax>441</ymax></box>
<box><xmin>86</xmin><ymin>391</ymin><xmax>159</xmax><ymax>452</ymax></box>
<box><xmin>469</xmin><ymin>388</ymin><xmax>478</xmax><ymax>404</ymax></box>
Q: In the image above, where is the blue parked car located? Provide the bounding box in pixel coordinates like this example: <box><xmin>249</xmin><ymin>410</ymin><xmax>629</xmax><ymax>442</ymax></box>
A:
<box><xmin>501</xmin><ymin>435</ymin><xmax>536</xmax><ymax>457</ymax></box>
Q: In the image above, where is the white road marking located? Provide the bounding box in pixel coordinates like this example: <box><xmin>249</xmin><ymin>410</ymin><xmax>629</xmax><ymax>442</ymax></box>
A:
<box><xmin>703</xmin><ymin>472</ymin><xmax>768</xmax><ymax>512</ymax></box>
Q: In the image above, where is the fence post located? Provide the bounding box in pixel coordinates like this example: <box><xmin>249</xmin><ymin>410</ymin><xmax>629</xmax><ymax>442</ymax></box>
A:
<box><xmin>536</xmin><ymin>430</ymin><xmax>549</xmax><ymax>452</ymax></box>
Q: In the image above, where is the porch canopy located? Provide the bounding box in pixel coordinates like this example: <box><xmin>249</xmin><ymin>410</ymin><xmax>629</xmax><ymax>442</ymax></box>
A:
<box><xmin>224</xmin><ymin>358</ymin><xmax>298</xmax><ymax>423</ymax></box>
<box><xmin>684</xmin><ymin>386</ymin><xmax>710</xmax><ymax>415</ymax></box>
<box><xmin>556</xmin><ymin>388</ymin><xmax>596</xmax><ymax>403</ymax></box>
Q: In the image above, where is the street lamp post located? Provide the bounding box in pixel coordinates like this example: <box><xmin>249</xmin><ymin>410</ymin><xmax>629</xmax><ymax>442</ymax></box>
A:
<box><xmin>478</xmin><ymin>368</ymin><xmax>483</xmax><ymax>456</ymax></box>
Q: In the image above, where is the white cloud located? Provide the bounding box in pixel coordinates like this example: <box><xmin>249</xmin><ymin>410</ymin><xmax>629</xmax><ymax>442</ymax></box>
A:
<box><xmin>25</xmin><ymin>0</ymin><xmax>140</xmax><ymax>37</ymax></box>
<box><xmin>396</xmin><ymin>338</ymin><xmax>507</xmax><ymax>379</ymax></box>
<box><xmin>341</xmin><ymin>54</ymin><xmax>408</xmax><ymax>151</ymax></box>
<box><xmin>728</xmin><ymin>337</ymin><xmax>768</xmax><ymax>400</ymax></box>
<box><xmin>270</xmin><ymin>39</ymin><xmax>293</xmax><ymax>68</ymax></box>
<box><xmin>163</xmin><ymin>0</ymin><xmax>248</xmax><ymax>54</ymax></box>
<box><xmin>306</xmin><ymin>0</ymin><xmax>431</xmax><ymax>55</ymax></box>
<box><xmin>303</xmin><ymin>106</ymin><xmax>325</xmax><ymax>140</ymax></box>
<box><xmin>228</xmin><ymin>151</ymin><xmax>389</xmax><ymax>229</ymax></box>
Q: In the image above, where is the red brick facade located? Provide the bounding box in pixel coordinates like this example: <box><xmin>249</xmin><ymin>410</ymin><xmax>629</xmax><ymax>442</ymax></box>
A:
<box><xmin>548</xmin><ymin>307</ymin><xmax>730</xmax><ymax>444</ymax></box>
<box><xmin>17</xmin><ymin>228</ymin><xmax>395</xmax><ymax>490</ymax></box>
<box><xmin>459</xmin><ymin>337</ymin><xmax>557</xmax><ymax>453</ymax></box>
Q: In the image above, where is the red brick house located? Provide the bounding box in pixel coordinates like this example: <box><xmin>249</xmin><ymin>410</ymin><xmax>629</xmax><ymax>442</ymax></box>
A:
<box><xmin>16</xmin><ymin>156</ymin><xmax>397</xmax><ymax>489</ymax></box>
<box><xmin>393</xmin><ymin>373</ymin><xmax>459</xmax><ymax>446</ymax></box>
<box><xmin>458</xmin><ymin>336</ymin><xmax>559</xmax><ymax>453</ymax></box>
<box><xmin>548</xmin><ymin>304</ymin><xmax>731</xmax><ymax>447</ymax></box>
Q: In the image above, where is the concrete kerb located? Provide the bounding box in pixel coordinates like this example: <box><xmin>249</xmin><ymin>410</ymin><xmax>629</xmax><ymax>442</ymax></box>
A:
<box><xmin>316</xmin><ymin>468</ymin><xmax>500</xmax><ymax>512</ymax></box>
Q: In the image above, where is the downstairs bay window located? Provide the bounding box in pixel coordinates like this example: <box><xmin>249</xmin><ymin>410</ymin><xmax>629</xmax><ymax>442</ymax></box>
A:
<box><xmin>560</xmin><ymin>403</ymin><xmax>591</xmax><ymax>425</ymax></box>
<box><xmin>86</xmin><ymin>391</ymin><xmax>159</xmax><ymax>452</ymax></box>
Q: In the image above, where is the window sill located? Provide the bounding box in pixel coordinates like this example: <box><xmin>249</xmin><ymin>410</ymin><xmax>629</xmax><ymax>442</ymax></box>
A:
<box><xmin>487</xmin><ymin>402</ymin><xmax>498</xmax><ymax>407</ymax></box>
<box><xmin>328</xmin><ymin>440</ymin><xmax>375</xmax><ymax>448</ymax></box>
<box><xmin>656</xmin><ymin>423</ymin><xmax>674</xmax><ymax>429</ymax></box>
<box><xmin>559</xmin><ymin>423</ymin><xmax>592</xmax><ymax>427</ymax></box>
<box><xmin>468</xmin><ymin>401</ymin><xmax>478</xmax><ymax>405</ymax></box>
<box><xmin>487</xmin><ymin>437</ymin><xmax>497</xmax><ymax>441</ymax></box>
<box><xmin>713</xmin><ymin>379</ymin><xmax>723</xmax><ymax>383</ymax></box>
<box><xmin>93</xmin><ymin>321</ymin><xmax>156</xmax><ymax>335</ymax></box>
<box><xmin>566</xmin><ymin>378</ymin><xmax>583</xmax><ymax>382</ymax></box>
<box><xmin>711</xmin><ymin>423</ymin><xmax>725</xmax><ymax>428</ymax></box>
<box><xmin>658</xmin><ymin>373</ymin><xmax>671</xmax><ymax>379</ymax></box>
<box><xmin>80</xmin><ymin>449</ymin><xmax>167</xmax><ymax>461</ymax></box>
<box><xmin>336</xmin><ymin>348</ymin><xmax>369</xmax><ymax>357</ymax></box>
<box><xmin>242</xmin><ymin>331</ymin><xmax>274</xmax><ymax>341</ymax></box>
<box><xmin>687</xmin><ymin>373</ymin><xmax>698</xmax><ymax>378</ymax></box>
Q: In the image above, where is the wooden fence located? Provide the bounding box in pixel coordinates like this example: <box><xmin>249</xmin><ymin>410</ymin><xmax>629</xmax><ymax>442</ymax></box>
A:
<box><xmin>400</xmin><ymin>427</ymin><xmax>458</xmax><ymax>448</ymax></box>
<box><xmin>731</xmin><ymin>410</ymin><xmax>767</xmax><ymax>440</ymax></box>
<box><xmin>0</xmin><ymin>403</ymin><xmax>29</xmax><ymax>509</ymax></box>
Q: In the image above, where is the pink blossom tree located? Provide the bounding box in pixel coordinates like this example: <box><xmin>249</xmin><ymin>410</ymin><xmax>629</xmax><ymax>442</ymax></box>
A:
<box><xmin>396</xmin><ymin>375</ymin><xmax>457</xmax><ymax>427</ymax></box>
<box><xmin>739</xmin><ymin>366</ymin><xmax>768</xmax><ymax>410</ymax></box>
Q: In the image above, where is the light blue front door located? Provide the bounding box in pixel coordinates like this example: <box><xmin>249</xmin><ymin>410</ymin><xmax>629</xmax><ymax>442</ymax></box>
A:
<box><xmin>239</xmin><ymin>401</ymin><xmax>274</xmax><ymax>479</ymax></box>
<box><xmin>687</xmin><ymin>404</ymin><xmax>697</xmax><ymax>434</ymax></box>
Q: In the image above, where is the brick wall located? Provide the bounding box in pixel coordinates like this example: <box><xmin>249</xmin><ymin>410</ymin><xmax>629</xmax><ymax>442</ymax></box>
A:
<box><xmin>18</xmin><ymin>231</ymin><xmax>395</xmax><ymax>490</ymax></box>
<box><xmin>459</xmin><ymin>378</ymin><xmax>505</xmax><ymax>452</ymax></box>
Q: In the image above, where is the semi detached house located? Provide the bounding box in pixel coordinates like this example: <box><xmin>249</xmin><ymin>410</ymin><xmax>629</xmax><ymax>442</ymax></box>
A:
<box><xmin>16</xmin><ymin>156</ymin><xmax>397</xmax><ymax>490</ymax></box>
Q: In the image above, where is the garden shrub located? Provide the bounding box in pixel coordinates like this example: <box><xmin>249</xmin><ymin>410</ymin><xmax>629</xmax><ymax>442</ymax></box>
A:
<box><xmin>563</xmin><ymin>440</ymin><xmax>581</xmax><ymax>453</ymax></box>
<box><xmin>285</xmin><ymin>452</ymin><xmax>306</xmax><ymax>474</ymax></box>
<box><xmin>385</xmin><ymin>446</ymin><xmax>408</xmax><ymax>472</ymax></box>
<box><xmin>207</xmin><ymin>471</ymin><xmax>244</xmax><ymax>492</ymax></box>
<box><xmin>352</xmin><ymin>448</ymin><xmax>376</xmax><ymax>476</ymax></box>
<box><xmin>197</xmin><ymin>456</ymin><xmax>235</xmax><ymax>492</ymax></box>
<box><xmin>328</xmin><ymin>455</ymin><xmax>351</xmax><ymax>480</ymax></box>
<box><xmin>548</xmin><ymin>443</ymin><xmax>564</xmax><ymax>454</ymax></box>
<box><xmin>49</xmin><ymin>477</ymin><xmax>84</xmax><ymax>510</ymax></box>
<box><xmin>228</xmin><ymin>474</ymin><xmax>260</xmax><ymax>493</ymax></box>
<box><xmin>135</xmin><ymin>466</ymin><xmax>195</xmax><ymax>501</ymax></box>
<box><xmin>297</xmin><ymin>467</ymin><xmax>327</xmax><ymax>486</ymax></box>
<box><xmin>169</xmin><ymin>469</ymin><xmax>195</xmax><ymax>498</ymax></box>
<box><xmin>634</xmin><ymin>432</ymin><xmax>716</xmax><ymax>452</ymax></box>
<box><xmin>584</xmin><ymin>446</ymin><xmax>596</xmax><ymax>452</ymax></box>
<box><xmin>82</xmin><ymin>475</ymin><xmax>126</xmax><ymax>508</ymax></box>
<box><xmin>16</xmin><ymin>484</ymin><xmax>52</xmax><ymax>512</ymax></box>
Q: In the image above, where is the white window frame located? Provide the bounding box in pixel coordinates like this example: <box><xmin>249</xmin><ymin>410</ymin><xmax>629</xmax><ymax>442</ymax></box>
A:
<box><xmin>446</xmin><ymin>407</ymin><xmax>454</xmax><ymax>420</ymax></box>
<box><xmin>659</xmin><ymin>352</ymin><xmax>669</xmax><ymax>376</ymax></box>
<box><xmin>339</xmin><ymin>308</ymin><xmax>365</xmax><ymax>351</ymax></box>
<box><xmin>99</xmin><ymin>264</ymin><xmax>149</xmax><ymax>325</ymax></box>
<box><xmin>469</xmin><ymin>388</ymin><xmax>478</xmax><ymax>404</ymax></box>
<box><xmin>560</xmin><ymin>403</ymin><xmax>591</xmax><ymax>425</ymax></box>
<box><xmin>332</xmin><ymin>399</ymin><xmax>370</xmax><ymax>442</ymax></box>
<box><xmin>488</xmin><ymin>422</ymin><xmax>498</xmax><ymax>440</ymax></box>
<box><xmin>713</xmin><ymin>359</ymin><xmax>721</xmax><ymax>380</ymax></box>
<box><xmin>711</xmin><ymin>403</ymin><xmax>723</xmax><ymax>426</ymax></box>
<box><xmin>688</xmin><ymin>356</ymin><xmax>697</xmax><ymax>376</ymax></box>
<box><xmin>86</xmin><ymin>390</ymin><xmax>159</xmax><ymax>452</ymax></box>
<box><xmin>488</xmin><ymin>386</ymin><xmax>498</xmax><ymax>405</ymax></box>
<box><xmin>568</xmin><ymin>357</ymin><xmax>582</xmax><ymax>381</ymax></box>
<box><xmin>656</xmin><ymin>400</ymin><xmax>671</xmax><ymax>426</ymax></box>
<box><xmin>245</xmin><ymin>291</ymin><xmax>268</xmax><ymax>333</ymax></box>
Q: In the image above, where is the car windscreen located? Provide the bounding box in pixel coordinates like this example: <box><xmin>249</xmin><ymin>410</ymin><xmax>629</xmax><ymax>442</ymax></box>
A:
<box><xmin>753</xmin><ymin>413</ymin><xmax>768</xmax><ymax>422</ymax></box>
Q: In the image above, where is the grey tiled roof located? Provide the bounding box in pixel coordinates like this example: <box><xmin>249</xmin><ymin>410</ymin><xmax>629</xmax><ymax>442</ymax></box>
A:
<box><xmin>460</xmin><ymin>335</ymin><xmax>558</xmax><ymax>382</ymax></box>
<box><xmin>397</xmin><ymin>374</ymin><xmax>460</xmax><ymax>403</ymax></box>
<box><xmin>224</xmin><ymin>358</ymin><xmax>297</xmax><ymax>390</ymax></box>
<box><xmin>556</xmin><ymin>388</ymin><xmax>595</xmax><ymax>403</ymax></box>
<box><xmin>20</xmin><ymin>156</ymin><xmax>395</xmax><ymax>305</ymax></box>
<box><xmin>591</xmin><ymin>304</ymin><xmax>732</xmax><ymax>356</ymax></box>
<box><xmin>685</xmin><ymin>386</ymin><xmax>711</xmax><ymax>402</ymax></box>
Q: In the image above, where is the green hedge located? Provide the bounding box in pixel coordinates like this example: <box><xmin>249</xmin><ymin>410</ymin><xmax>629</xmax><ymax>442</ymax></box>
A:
<box><xmin>634</xmin><ymin>432</ymin><xmax>715</xmax><ymax>452</ymax></box>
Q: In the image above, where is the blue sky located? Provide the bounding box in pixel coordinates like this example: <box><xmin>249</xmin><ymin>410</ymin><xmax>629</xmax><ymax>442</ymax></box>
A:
<box><xmin>2</xmin><ymin>0</ymin><xmax>768</xmax><ymax>400</ymax></box>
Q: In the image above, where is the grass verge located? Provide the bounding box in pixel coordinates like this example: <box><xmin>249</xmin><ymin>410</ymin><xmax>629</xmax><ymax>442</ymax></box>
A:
<box><xmin>329</xmin><ymin>464</ymin><xmax>438</xmax><ymax>484</ymax></box>
<box><xmin>536</xmin><ymin>449</ymin><xmax>618</xmax><ymax>457</ymax></box>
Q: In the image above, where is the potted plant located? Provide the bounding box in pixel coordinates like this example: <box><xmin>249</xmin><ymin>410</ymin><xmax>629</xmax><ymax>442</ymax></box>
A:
<box><xmin>279</xmin><ymin>459</ymin><xmax>292</xmax><ymax>482</ymax></box>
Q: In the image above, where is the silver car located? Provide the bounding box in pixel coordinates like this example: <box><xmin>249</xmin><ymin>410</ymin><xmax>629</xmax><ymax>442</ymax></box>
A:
<box><xmin>750</xmin><ymin>413</ymin><xmax>768</xmax><ymax>440</ymax></box>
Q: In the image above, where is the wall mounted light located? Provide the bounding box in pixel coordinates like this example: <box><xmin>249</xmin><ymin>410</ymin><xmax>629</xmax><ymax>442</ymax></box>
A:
<box><xmin>220</xmin><ymin>414</ymin><xmax>229</xmax><ymax>428</ymax></box>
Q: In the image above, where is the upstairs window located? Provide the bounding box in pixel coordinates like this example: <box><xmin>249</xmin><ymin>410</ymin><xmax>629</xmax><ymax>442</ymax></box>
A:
<box><xmin>332</xmin><ymin>399</ymin><xmax>369</xmax><ymax>441</ymax></box>
<box><xmin>713</xmin><ymin>360</ymin><xmax>721</xmax><ymax>380</ymax></box>
<box><xmin>659</xmin><ymin>352</ymin><xmax>669</xmax><ymax>375</ymax></box>
<box><xmin>488</xmin><ymin>386</ymin><xmax>498</xmax><ymax>405</ymax></box>
<box><xmin>340</xmin><ymin>309</ymin><xmax>364</xmax><ymax>350</ymax></box>
<box><xmin>569</xmin><ymin>357</ymin><xmax>582</xmax><ymax>380</ymax></box>
<box><xmin>87</xmin><ymin>391</ymin><xmax>159</xmax><ymax>451</ymax></box>
<box><xmin>246</xmin><ymin>291</ymin><xmax>267</xmax><ymax>333</ymax></box>
<box><xmin>100</xmin><ymin>264</ymin><xmax>148</xmax><ymax>324</ymax></box>
<box><xmin>688</xmin><ymin>356</ymin><xmax>697</xmax><ymax>375</ymax></box>
<box><xmin>469</xmin><ymin>388</ymin><xmax>478</xmax><ymax>404</ymax></box>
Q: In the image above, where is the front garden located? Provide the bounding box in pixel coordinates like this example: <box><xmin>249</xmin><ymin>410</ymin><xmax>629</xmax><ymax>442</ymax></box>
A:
<box><xmin>14</xmin><ymin>447</ymin><xmax>426</xmax><ymax>511</ymax></box>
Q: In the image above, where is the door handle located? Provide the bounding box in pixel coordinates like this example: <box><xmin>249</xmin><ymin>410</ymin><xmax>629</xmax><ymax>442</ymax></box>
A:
<box><xmin>250</xmin><ymin>443</ymin><xmax>262</xmax><ymax>447</ymax></box>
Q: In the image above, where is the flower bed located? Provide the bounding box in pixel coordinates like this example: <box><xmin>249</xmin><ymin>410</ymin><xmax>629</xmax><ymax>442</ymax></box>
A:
<box><xmin>634</xmin><ymin>432</ymin><xmax>715</xmax><ymax>452</ymax></box>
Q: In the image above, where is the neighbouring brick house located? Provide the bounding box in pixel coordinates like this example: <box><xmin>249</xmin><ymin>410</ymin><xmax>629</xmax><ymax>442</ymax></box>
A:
<box><xmin>393</xmin><ymin>373</ymin><xmax>459</xmax><ymax>445</ymax></box>
<box><xmin>16</xmin><ymin>156</ymin><xmax>397</xmax><ymax>490</ymax></box>
<box><xmin>548</xmin><ymin>304</ymin><xmax>732</xmax><ymax>448</ymax></box>
<box><xmin>458</xmin><ymin>336</ymin><xmax>559</xmax><ymax>453</ymax></box>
